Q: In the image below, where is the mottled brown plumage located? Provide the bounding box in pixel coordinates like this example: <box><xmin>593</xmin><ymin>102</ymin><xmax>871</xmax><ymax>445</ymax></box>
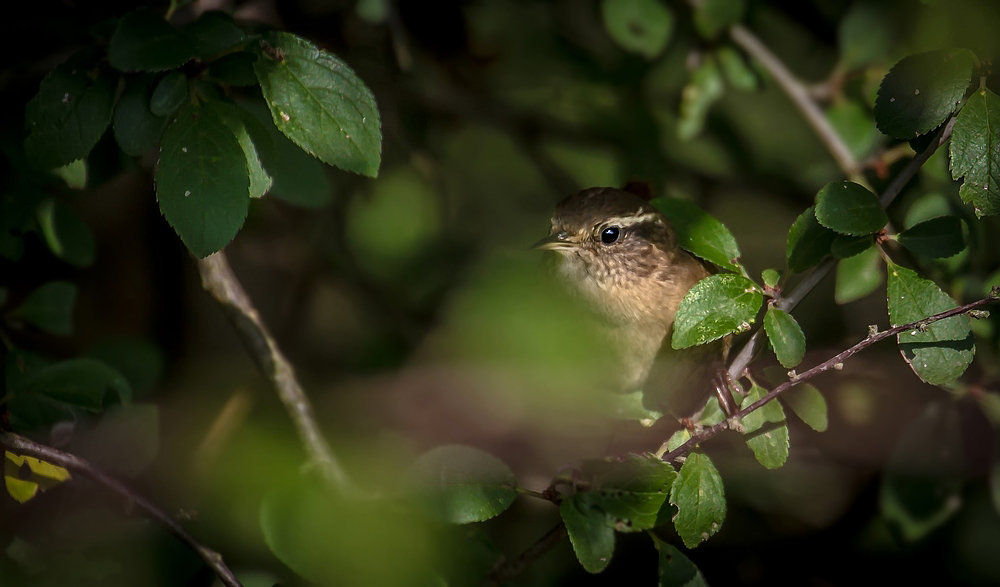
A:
<box><xmin>535</xmin><ymin>187</ymin><xmax>727</xmax><ymax>416</ymax></box>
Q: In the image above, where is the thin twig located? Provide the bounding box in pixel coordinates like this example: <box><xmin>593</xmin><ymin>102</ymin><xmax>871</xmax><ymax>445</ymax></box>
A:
<box><xmin>196</xmin><ymin>252</ymin><xmax>357</xmax><ymax>494</ymax></box>
<box><xmin>668</xmin><ymin>291</ymin><xmax>998</xmax><ymax>463</ymax></box>
<box><xmin>0</xmin><ymin>431</ymin><xmax>242</xmax><ymax>587</ymax></box>
<box><xmin>483</xmin><ymin>522</ymin><xmax>569</xmax><ymax>587</ymax></box>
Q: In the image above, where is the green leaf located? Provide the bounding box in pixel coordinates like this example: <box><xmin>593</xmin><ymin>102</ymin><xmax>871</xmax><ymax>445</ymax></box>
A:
<box><xmin>826</xmin><ymin>101</ymin><xmax>880</xmax><ymax>160</ymax></box>
<box><xmin>150</xmin><ymin>72</ymin><xmax>189</xmax><ymax>117</ymax></box>
<box><xmin>672</xmin><ymin>274</ymin><xmax>762</xmax><ymax>349</ymax></box>
<box><xmin>874</xmin><ymin>49</ymin><xmax>974</xmax><ymax>139</ymax></box>
<box><xmin>108</xmin><ymin>8</ymin><xmax>193</xmax><ymax>72</ymax></box>
<box><xmin>950</xmin><ymin>88</ymin><xmax>1000</xmax><ymax>218</ymax></box>
<box><xmin>693</xmin><ymin>0</ymin><xmax>745</xmax><ymax>38</ymax></box>
<box><xmin>831</xmin><ymin>234</ymin><xmax>873</xmax><ymax>259</ymax></box>
<box><xmin>601</xmin><ymin>0</ymin><xmax>674</xmax><ymax>60</ymax></box>
<box><xmin>887</xmin><ymin>263</ymin><xmax>974</xmax><ymax>384</ymax></box>
<box><xmin>838</xmin><ymin>2</ymin><xmax>891</xmax><ymax>69</ymax></box>
<box><xmin>650</xmin><ymin>535</ymin><xmax>709</xmax><ymax>587</ymax></box>
<box><xmin>573</xmin><ymin>454</ymin><xmax>678</xmax><ymax>532</ymax></box>
<box><xmin>52</xmin><ymin>159</ymin><xmax>87</xmax><ymax>189</ymax></box>
<box><xmin>717</xmin><ymin>45</ymin><xmax>757</xmax><ymax>91</ymax></box>
<box><xmin>611</xmin><ymin>390</ymin><xmax>663</xmax><ymax>426</ymax></box>
<box><xmin>561</xmin><ymin>498</ymin><xmax>616</xmax><ymax>573</ymax></box>
<box><xmin>12</xmin><ymin>281</ymin><xmax>76</xmax><ymax>335</ymax></box>
<box><xmin>698</xmin><ymin>397</ymin><xmax>725</xmax><ymax>427</ymax></box>
<box><xmin>761</xmin><ymin>269</ymin><xmax>780</xmax><ymax>289</ymax></box>
<box><xmin>183</xmin><ymin>11</ymin><xmax>247</xmax><ymax>60</ymax></box>
<box><xmin>786</xmin><ymin>206</ymin><xmax>836</xmax><ymax>273</ymax></box>
<box><xmin>764</xmin><ymin>306</ymin><xmax>805</xmax><ymax>368</ymax></box>
<box><xmin>113</xmin><ymin>74</ymin><xmax>170</xmax><ymax>156</ymax></box>
<box><xmin>781</xmin><ymin>383</ymin><xmax>827</xmax><ymax>432</ymax></box>
<box><xmin>208</xmin><ymin>52</ymin><xmax>259</xmax><ymax>86</ymax></box>
<box><xmin>666</xmin><ymin>429</ymin><xmax>692</xmax><ymax>452</ymax></box>
<box><xmin>254</xmin><ymin>31</ymin><xmax>381</xmax><ymax>177</ymax></box>
<box><xmin>357</xmin><ymin>0</ymin><xmax>389</xmax><ymax>24</ymax></box>
<box><xmin>651</xmin><ymin>198</ymin><xmax>741</xmax><ymax>270</ymax></box>
<box><xmin>22</xmin><ymin>358</ymin><xmax>132</xmax><ymax>410</ymax></box>
<box><xmin>897</xmin><ymin>216</ymin><xmax>965</xmax><ymax>258</ymax></box>
<box><xmin>155</xmin><ymin>102</ymin><xmax>250</xmax><ymax>257</ymax></box>
<box><xmin>815</xmin><ymin>181</ymin><xmax>887</xmax><ymax>236</ymax></box>
<box><xmin>24</xmin><ymin>49</ymin><xmax>116</xmax><ymax>170</ymax></box>
<box><xmin>741</xmin><ymin>383</ymin><xmax>789</xmax><ymax>469</ymax></box>
<box><xmin>87</xmin><ymin>339</ymin><xmax>165</xmax><ymax>397</ymax></box>
<box><xmin>207</xmin><ymin>101</ymin><xmax>273</xmax><ymax>199</ymax></box>
<box><xmin>834</xmin><ymin>245</ymin><xmax>883</xmax><ymax>304</ymax></box>
<box><xmin>677</xmin><ymin>56</ymin><xmax>724</xmax><ymax>141</ymax></box>
<box><xmin>37</xmin><ymin>200</ymin><xmax>95</xmax><ymax>268</ymax></box>
<box><xmin>669</xmin><ymin>452</ymin><xmax>725</xmax><ymax>548</ymax></box>
<box><xmin>406</xmin><ymin>445</ymin><xmax>518</xmax><ymax>524</ymax></box>
<box><xmin>881</xmin><ymin>401</ymin><xmax>963</xmax><ymax>541</ymax></box>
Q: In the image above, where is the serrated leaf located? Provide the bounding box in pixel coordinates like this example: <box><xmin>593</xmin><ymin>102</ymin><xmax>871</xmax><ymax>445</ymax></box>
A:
<box><xmin>672</xmin><ymin>274</ymin><xmax>762</xmax><ymax>349</ymax></box>
<box><xmin>650</xmin><ymin>535</ymin><xmax>709</xmax><ymax>587</ymax></box>
<box><xmin>209</xmin><ymin>52</ymin><xmax>259</xmax><ymax>86</ymax></box>
<box><xmin>887</xmin><ymin>263</ymin><xmax>974</xmax><ymax>384</ymax></box>
<box><xmin>22</xmin><ymin>358</ymin><xmax>132</xmax><ymax>410</ymax></box>
<box><xmin>897</xmin><ymin>216</ymin><xmax>965</xmax><ymax>258</ymax></box>
<box><xmin>24</xmin><ymin>49</ymin><xmax>116</xmax><ymax>170</ymax></box>
<box><xmin>815</xmin><ymin>181</ymin><xmax>887</xmax><ymax>236</ymax></box>
<box><xmin>874</xmin><ymin>49</ymin><xmax>974</xmax><ymax>139</ymax></box>
<box><xmin>601</xmin><ymin>0</ymin><xmax>674</xmax><ymax>59</ymax></box>
<box><xmin>150</xmin><ymin>72</ymin><xmax>188</xmax><ymax>117</ymax></box>
<box><xmin>108</xmin><ymin>8</ymin><xmax>193</xmax><ymax>72</ymax></box>
<box><xmin>561</xmin><ymin>498</ymin><xmax>616</xmax><ymax>573</ymax></box>
<box><xmin>786</xmin><ymin>206</ymin><xmax>836</xmax><ymax>273</ymax></box>
<box><xmin>37</xmin><ymin>200</ymin><xmax>95</xmax><ymax>268</ymax></box>
<box><xmin>651</xmin><ymin>198</ymin><xmax>740</xmax><ymax>270</ymax></box>
<box><xmin>406</xmin><ymin>445</ymin><xmax>518</xmax><ymax>524</ymax></box>
<box><xmin>950</xmin><ymin>88</ymin><xmax>1000</xmax><ymax>217</ymax></box>
<box><xmin>677</xmin><ymin>56</ymin><xmax>724</xmax><ymax>141</ymax></box>
<box><xmin>155</xmin><ymin>102</ymin><xmax>250</xmax><ymax>257</ymax></box>
<box><xmin>574</xmin><ymin>454</ymin><xmax>678</xmax><ymax>532</ymax></box>
<box><xmin>764</xmin><ymin>306</ymin><xmax>805</xmax><ymax>368</ymax></box>
<box><xmin>113</xmin><ymin>74</ymin><xmax>170</xmax><ymax>156</ymax></box>
<box><xmin>831</xmin><ymin>234</ymin><xmax>873</xmax><ymax>259</ymax></box>
<box><xmin>254</xmin><ymin>32</ymin><xmax>381</xmax><ymax>177</ymax></box>
<box><xmin>693</xmin><ymin>0</ymin><xmax>745</xmax><ymax>38</ymax></box>
<box><xmin>761</xmin><ymin>269</ymin><xmax>780</xmax><ymax>289</ymax></box>
<box><xmin>52</xmin><ymin>159</ymin><xmax>87</xmax><ymax>190</ymax></box>
<box><xmin>669</xmin><ymin>452</ymin><xmax>725</xmax><ymax>548</ymax></box>
<box><xmin>208</xmin><ymin>101</ymin><xmax>273</xmax><ymax>198</ymax></box>
<box><xmin>835</xmin><ymin>245</ymin><xmax>882</xmax><ymax>304</ymax></box>
<box><xmin>12</xmin><ymin>281</ymin><xmax>76</xmax><ymax>335</ymax></box>
<box><xmin>183</xmin><ymin>11</ymin><xmax>247</xmax><ymax>60</ymax></box>
<box><xmin>781</xmin><ymin>383</ymin><xmax>827</xmax><ymax>432</ymax></box>
<box><xmin>741</xmin><ymin>383</ymin><xmax>789</xmax><ymax>469</ymax></box>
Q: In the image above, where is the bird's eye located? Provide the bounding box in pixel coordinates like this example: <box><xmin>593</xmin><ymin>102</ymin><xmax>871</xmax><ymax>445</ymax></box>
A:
<box><xmin>600</xmin><ymin>226</ymin><xmax>621</xmax><ymax>244</ymax></box>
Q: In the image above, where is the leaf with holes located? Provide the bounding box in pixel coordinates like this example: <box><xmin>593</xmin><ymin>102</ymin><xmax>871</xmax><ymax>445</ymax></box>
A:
<box><xmin>405</xmin><ymin>445</ymin><xmax>518</xmax><ymax>524</ymax></box>
<box><xmin>950</xmin><ymin>88</ymin><xmax>1000</xmax><ymax>217</ymax></box>
<box><xmin>874</xmin><ymin>49</ymin><xmax>973</xmax><ymax>139</ymax></box>
<box><xmin>764</xmin><ymin>306</ymin><xmax>805</xmax><ymax>368</ymax></box>
<box><xmin>651</xmin><ymin>198</ymin><xmax>740</xmax><ymax>270</ymax></box>
<box><xmin>669</xmin><ymin>452</ymin><xmax>725</xmax><ymax>548</ymax></box>
<box><xmin>573</xmin><ymin>454</ymin><xmax>677</xmax><ymax>533</ymax></box>
<box><xmin>601</xmin><ymin>0</ymin><xmax>674</xmax><ymax>59</ymax></box>
<box><xmin>741</xmin><ymin>383</ymin><xmax>789</xmax><ymax>469</ymax></box>
<box><xmin>815</xmin><ymin>181</ymin><xmax>887</xmax><ymax>236</ymax></box>
<box><xmin>672</xmin><ymin>274</ymin><xmax>762</xmax><ymax>349</ymax></box>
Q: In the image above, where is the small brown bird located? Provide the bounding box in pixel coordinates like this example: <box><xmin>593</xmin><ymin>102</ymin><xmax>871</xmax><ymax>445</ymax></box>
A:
<box><xmin>533</xmin><ymin>186</ymin><xmax>730</xmax><ymax>417</ymax></box>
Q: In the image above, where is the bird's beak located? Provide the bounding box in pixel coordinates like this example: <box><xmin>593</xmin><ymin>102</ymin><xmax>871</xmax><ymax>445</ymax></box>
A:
<box><xmin>531</xmin><ymin>231</ymin><xmax>576</xmax><ymax>251</ymax></box>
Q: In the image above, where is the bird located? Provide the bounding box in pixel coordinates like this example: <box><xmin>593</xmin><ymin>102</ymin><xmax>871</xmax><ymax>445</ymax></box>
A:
<box><xmin>532</xmin><ymin>186</ymin><xmax>732</xmax><ymax>418</ymax></box>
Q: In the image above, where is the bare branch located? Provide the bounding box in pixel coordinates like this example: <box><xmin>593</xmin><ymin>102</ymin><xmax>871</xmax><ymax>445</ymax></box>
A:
<box><xmin>669</xmin><ymin>291</ymin><xmax>998</xmax><ymax>463</ymax></box>
<box><xmin>0</xmin><ymin>431</ymin><xmax>242</xmax><ymax>587</ymax></box>
<box><xmin>483</xmin><ymin>522</ymin><xmax>569</xmax><ymax>587</ymax></box>
<box><xmin>196</xmin><ymin>252</ymin><xmax>357</xmax><ymax>494</ymax></box>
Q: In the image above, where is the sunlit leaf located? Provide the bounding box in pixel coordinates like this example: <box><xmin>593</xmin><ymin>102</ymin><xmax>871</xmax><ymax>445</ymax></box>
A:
<box><xmin>950</xmin><ymin>88</ymin><xmax>1000</xmax><ymax>217</ymax></box>
<box><xmin>672</xmin><ymin>274</ymin><xmax>762</xmax><ymax>349</ymax></box>
<box><xmin>651</xmin><ymin>198</ymin><xmax>740</xmax><ymax>271</ymax></box>
<box><xmin>669</xmin><ymin>452</ymin><xmax>725</xmax><ymax>548</ymax></box>
<box><xmin>573</xmin><ymin>454</ymin><xmax>677</xmax><ymax>532</ymax></box>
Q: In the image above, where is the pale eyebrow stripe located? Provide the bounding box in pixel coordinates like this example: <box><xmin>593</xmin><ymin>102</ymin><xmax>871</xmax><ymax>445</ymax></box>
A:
<box><xmin>602</xmin><ymin>211</ymin><xmax>663</xmax><ymax>227</ymax></box>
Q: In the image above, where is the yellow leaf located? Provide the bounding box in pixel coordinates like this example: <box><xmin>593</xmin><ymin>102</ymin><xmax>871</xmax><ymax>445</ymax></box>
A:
<box><xmin>24</xmin><ymin>456</ymin><xmax>71</xmax><ymax>482</ymax></box>
<box><xmin>5</xmin><ymin>476</ymin><xmax>39</xmax><ymax>504</ymax></box>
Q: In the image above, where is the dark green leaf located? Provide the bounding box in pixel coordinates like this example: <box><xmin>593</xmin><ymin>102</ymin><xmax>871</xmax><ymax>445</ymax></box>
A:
<box><xmin>651</xmin><ymin>198</ymin><xmax>741</xmax><ymax>270</ymax></box>
<box><xmin>207</xmin><ymin>101</ymin><xmax>273</xmax><ymax>198</ymax></box>
<box><xmin>672</xmin><ymin>274</ymin><xmax>762</xmax><ymax>349</ymax></box>
<box><xmin>835</xmin><ymin>245</ymin><xmax>883</xmax><ymax>304</ymax></box>
<box><xmin>650</xmin><ymin>535</ymin><xmax>709</xmax><ymax>587</ymax></box>
<box><xmin>87</xmin><ymin>339</ymin><xmax>164</xmax><ymax>397</ymax></box>
<box><xmin>669</xmin><ymin>452</ymin><xmax>725</xmax><ymax>548</ymax></box>
<box><xmin>154</xmin><ymin>103</ymin><xmax>250</xmax><ymax>257</ymax></box>
<box><xmin>113</xmin><ymin>74</ymin><xmax>170</xmax><ymax>156</ymax></box>
<box><xmin>887</xmin><ymin>263</ymin><xmax>974</xmax><ymax>384</ymax></box>
<box><xmin>761</xmin><ymin>269</ymin><xmax>780</xmax><ymax>289</ymax></box>
<box><xmin>406</xmin><ymin>445</ymin><xmax>518</xmax><ymax>524</ymax></box>
<box><xmin>183</xmin><ymin>11</ymin><xmax>247</xmax><ymax>60</ymax></box>
<box><xmin>950</xmin><ymin>88</ymin><xmax>1000</xmax><ymax>217</ymax></box>
<box><xmin>574</xmin><ymin>454</ymin><xmax>677</xmax><ymax>532</ymax></box>
<box><xmin>693</xmin><ymin>0</ymin><xmax>745</xmax><ymax>38</ymax></box>
<box><xmin>741</xmin><ymin>383</ymin><xmax>789</xmax><ymax>469</ymax></box>
<box><xmin>24</xmin><ymin>50</ymin><xmax>116</xmax><ymax>170</ymax></box>
<box><xmin>561</xmin><ymin>498</ymin><xmax>616</xmax><ymax>573</ymax></box>
<box><xmin>23</xmin><ymin>358</ymin><xmax>132</xmax><ymax>410</ymax></box>
<box><xmin>12</xmin><ymin>281</ymin><xmax>76</xmax><ymax>335</ymax></box>
<box><xmin>897</xmin><ymin>216</ymin><xmax>965</xmax><ymax>258</ymax></box>
<box><xmin>677</xmin><ymin>56</ymin><xmax>724</xmax><ymax>141</ymax></box>
<box><xmin>254</xmin><ymin>32</ymin><xmax>381</xmax><ymax>177</ymax></box>
<box><xmin>764</xmin><ymin>306</ymin><xmax>805</xmax><ymax>368</ymax></box>
<box><xmin>108</xmin><ymin>8</ymin><xmax>193</xmax><ymax>72</ymax></box>
<box><xmin>815</xmin><ymin>181</ymin><xmax>887</xmax><ymax>236</ymax></box>
<box><xmin>831</xmin><ymin>234</ymin><xmax>873</xmax><ymax>259</ymax></box>
<box><xmin>150</xmin><ymin>72</ymin><xmax>189</xmax><ymax>117</ymax></box>
<box><xmin>37</xmin><ymin>200</ymin><xmax>95</xmax><ymax>268</ymax></box>
<box><xmin>601</xmin><ymin>0</ymin><xmax>674</xmax><ymax>59</ymax></box>
<box><xmin>826</xmin><ymin>101</ymin><xmax>880</xmax><ymax>159</ymax></box>
<box><xmin>874</xmin><ymin>49</ymin><xmax>974</xmax><ymax>139</ymax></box>
<box><xmin>781</xmin><ymin>383</ymin><xmax>827</xmax><ymax>432</ymax></box>
<box><xmin>208</xmin><ymin>52</ymin><xmax>259</xmax><ymax>86</ymax></box>
<box><xmin>786</xmin><ymin>206</ymin><xmax>836</xmax><ymax>273</ymax></box>
<box><xmin>357</xmin><ymin>0</ymin><xmax>389</xmax><ymax>24</ymax></box>
<box><xmin>838</xmin><ymin>3</ymin><xmax>891</xmax><ymax>69</ymax></box>
<box><xmin>881</xmin><ymin>401</ymin><xmax>963</xmax><ymax>541</ymax></box>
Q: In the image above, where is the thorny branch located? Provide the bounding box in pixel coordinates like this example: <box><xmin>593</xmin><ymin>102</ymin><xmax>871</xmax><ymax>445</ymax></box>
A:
<box><xmin>0</xmin><ymin>431</ymin><xmax>243</xmax><ymax>587</ymax></box>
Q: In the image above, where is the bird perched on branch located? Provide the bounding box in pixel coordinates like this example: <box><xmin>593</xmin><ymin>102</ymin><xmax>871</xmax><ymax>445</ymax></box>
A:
<box><xmin>533</xmin><ymin>186</ymin><xmax>731</xmax><ymax>418</ymax></box>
